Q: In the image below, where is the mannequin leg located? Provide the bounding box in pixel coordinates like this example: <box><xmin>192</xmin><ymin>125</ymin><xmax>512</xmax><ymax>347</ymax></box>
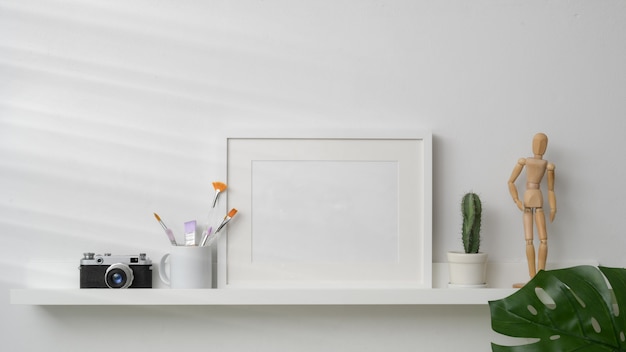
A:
<box><xmin>523</xmin><ymin>208</ymin><xmax>536</xmax><ymax>278</ymax></box>
<box><xmin>536</xmin><ymin>208</ymin><xmax>548</xmax><ymax>272</ymax></box>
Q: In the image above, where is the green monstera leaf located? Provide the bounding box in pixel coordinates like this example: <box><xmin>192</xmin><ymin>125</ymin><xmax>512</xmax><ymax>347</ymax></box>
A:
<box><xmin>490</xmin><ymin>266</ymin><xmax>626</xmax><ymax>352</ymax></box>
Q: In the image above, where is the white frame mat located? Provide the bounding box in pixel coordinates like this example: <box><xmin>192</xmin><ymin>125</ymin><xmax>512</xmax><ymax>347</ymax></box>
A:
<box><xmin>218</xmin><ymin>130</ymin><xmax>432</xmax><ymax>289</ymax></box>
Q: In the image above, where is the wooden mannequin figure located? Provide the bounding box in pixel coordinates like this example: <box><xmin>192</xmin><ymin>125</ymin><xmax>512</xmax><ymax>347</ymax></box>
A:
<box><xmin>508</xmin><ymin>133</ymin><xmax>556</xmax><ymax>287</ymax></box>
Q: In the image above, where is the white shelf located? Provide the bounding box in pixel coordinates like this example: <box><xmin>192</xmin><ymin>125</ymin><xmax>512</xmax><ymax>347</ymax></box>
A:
<box><xmin>11</xmin><ymin>261</ymin><xmax>539</xmax><ymax>305</ymax></box>
<box><xmin>14</xmin><ymin>261</ymin><xmax>599</xmax><ymax>306</ymax></box>
<box><xmin>10</xmin><ymin>288</ymin><xmax>518</xmax><ymax>306</ymax></box>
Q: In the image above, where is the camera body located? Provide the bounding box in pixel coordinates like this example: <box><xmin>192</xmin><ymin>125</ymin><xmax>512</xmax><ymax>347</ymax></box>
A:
<box><xmin>79</xmin><ymin>252</ymin><xmax>152</xmax><ymax>289</ymax></box>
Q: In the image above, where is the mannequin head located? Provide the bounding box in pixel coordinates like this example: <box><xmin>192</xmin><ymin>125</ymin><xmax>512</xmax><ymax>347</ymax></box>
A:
<box><xmin>532</xmin><ymin>133</ymin><xmax>548</xmax><ymax>157</ymax></box>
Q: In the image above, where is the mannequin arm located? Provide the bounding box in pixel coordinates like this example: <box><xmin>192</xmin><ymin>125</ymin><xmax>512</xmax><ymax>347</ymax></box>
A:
<box><xmin>508</xmin><ymin>158</ymin><xmax>525</xmax><ymax>211</ymax></box>
<box><xmin>547</xmin><ymin>163</ymin><xmax>556</xmax><ymax>221</ymax></box>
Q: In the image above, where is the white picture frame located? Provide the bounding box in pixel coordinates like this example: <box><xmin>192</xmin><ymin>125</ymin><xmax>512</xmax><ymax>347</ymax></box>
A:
<box><xmin>217</xmin><ymin>130</ymin><xmax>432</xmax><ymax>289</ymax></box>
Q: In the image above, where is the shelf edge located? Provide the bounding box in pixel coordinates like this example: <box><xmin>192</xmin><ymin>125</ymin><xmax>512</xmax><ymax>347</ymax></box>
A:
<box><xmin>10</xmin><ymin>288</ymin><xmax>518</xmax><ymax>306</ymax></box>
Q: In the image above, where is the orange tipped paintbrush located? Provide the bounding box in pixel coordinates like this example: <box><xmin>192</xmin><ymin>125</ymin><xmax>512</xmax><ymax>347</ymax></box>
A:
<box><xmin>215</xmin><ymin>208</ymin><xmax>237</xmax><ymax>234</ymax></box>
<box><xmin>211</xmin><ymin>181</ymin><xmax>227</xmax><ymax>208</ymax></box>
<box><xmin>153</xmin><ymin>212</ymin><xmax>177</xmax><ymax>246</ymax></box>
<box><xmin>203</xmin><ymin>208</ymin><xmax>238</xmax><ymax>247</ymax></box>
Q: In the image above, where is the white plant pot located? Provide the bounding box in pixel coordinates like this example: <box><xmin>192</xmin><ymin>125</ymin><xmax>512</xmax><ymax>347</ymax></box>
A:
<box><xmin>447</xmin><ymin>251</ymin><xmax>488</xmax><ymax>288</ymax></box>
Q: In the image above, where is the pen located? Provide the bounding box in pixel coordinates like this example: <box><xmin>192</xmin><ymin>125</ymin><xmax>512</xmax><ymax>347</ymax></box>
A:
<box><xmin>153</xmin><ymin>213</ymin><xmax>177</xmax><ymax>246</ymax></box>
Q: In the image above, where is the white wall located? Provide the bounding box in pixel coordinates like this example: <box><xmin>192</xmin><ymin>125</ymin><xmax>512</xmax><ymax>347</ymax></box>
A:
<box><xmin>2</xmin><ymin>0</ymin><xmax>625</xmax><ymax>351</ymax></box>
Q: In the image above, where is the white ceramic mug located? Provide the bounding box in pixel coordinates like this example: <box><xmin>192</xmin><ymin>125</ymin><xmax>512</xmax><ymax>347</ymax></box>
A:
<box><xmin>159</xmin><ymin>245</ymin><xmax>212</xmax><ymax>288</ymax></box>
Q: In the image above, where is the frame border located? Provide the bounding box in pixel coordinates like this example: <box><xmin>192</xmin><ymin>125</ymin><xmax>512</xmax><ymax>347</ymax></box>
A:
<box><xmin>217</xmin><ymin>130</ymin><xmax>432</xmax><ymax>289</ymax></box>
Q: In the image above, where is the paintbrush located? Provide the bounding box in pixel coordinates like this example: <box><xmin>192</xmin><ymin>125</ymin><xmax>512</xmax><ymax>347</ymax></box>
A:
<box><xmin>199</xmin><ymin>226</ymin><xmax>213</xmax><ymax>247</ymax></box>
<box><xmin>215</xmin><ymin>208</ymin><xmax>238</xmax><ymax>234</ymax></box>
<box><xmin>203</xmin><ymin>209</ymin><xmax>238</xmax><ymax>247</ymax></box>
<box><xmin>202</xmin><ymin>230</ymin><xmax>222</xmax><ymax>248</ymax></box>
<box><xmin>153</xmin><ymin>213</ymin><xmax>177</xmax><ymax>246</ymax></box>
<box><xmin>211</xmin><ymin>181</ymin><xmax>227</xmax><ymax>208</ymax></box>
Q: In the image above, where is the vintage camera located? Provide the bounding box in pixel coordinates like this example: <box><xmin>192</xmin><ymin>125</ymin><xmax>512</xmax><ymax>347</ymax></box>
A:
<box><xmin>79</xmin><ymin>252</ymin><xmax>152</xmax><ymax>289</ymax></box>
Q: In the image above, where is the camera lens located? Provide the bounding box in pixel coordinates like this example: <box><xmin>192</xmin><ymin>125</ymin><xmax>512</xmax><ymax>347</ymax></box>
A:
<box><xmin>111</xmin><ymin>272</ymin><xmax>124</xmax><ymax>285</ymax></box>
<box><xmin>105</xmin><ymin>263</ymin><xmax>134</xmax><ymax>289</ymax></box>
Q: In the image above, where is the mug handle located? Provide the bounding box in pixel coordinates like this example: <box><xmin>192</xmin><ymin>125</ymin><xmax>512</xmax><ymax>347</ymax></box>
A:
<box><xmin>159</xmin><ymin>253</ymin><xmax>171</xmax><ymax>286</ymax></box>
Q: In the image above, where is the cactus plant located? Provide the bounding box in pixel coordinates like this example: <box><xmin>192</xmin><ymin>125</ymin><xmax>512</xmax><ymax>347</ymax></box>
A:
<box><xmin>461</xmin><ymin>192</ymin><xmax>482</xmax><ymax>254</ymax></box>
